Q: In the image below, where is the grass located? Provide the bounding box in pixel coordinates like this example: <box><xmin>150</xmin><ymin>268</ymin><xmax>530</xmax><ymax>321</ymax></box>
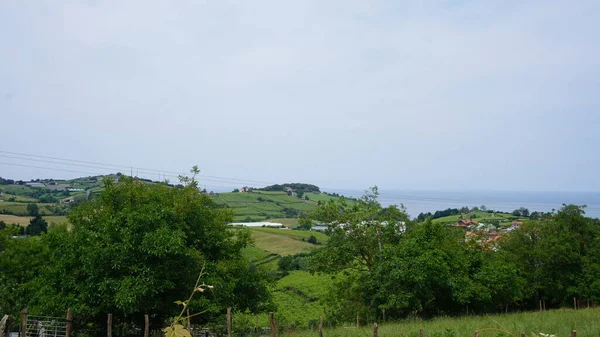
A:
<box><xmin>252</xmin><ymin>227</ymin><xmax>329</xmax><ymax>243</ymax></box>
<box><xmin>0</xmin><ymin>214</ymin><xmax>68</xmax><ymax>226</ymax></box>
<box><xmin>251</xmin><ymin>230</ymin><xmax>318</xmax><ymax>256</ymax></box>
<box><xmin>243</xmin><ymin>271</ymin><xmax>336</xmax><ymax>329</ymax></box>
<box><xmin>242</xmin><ymin>245</ymin><xmax>280</xmax><ymax>271</ymax></box>
<box><xmin>0</xmin><ymin>202</ymin><xmax>55</xmax><ymax>216</ymax></box>
<box><xmin>432</xmin><ymin>211</ymin><xmax>519</xmax><ymax>224</ymax></box>
<box><xmin>289</xmin><ymin>308</ymin><xmax>600</xmax><ymax>337</ymax></box>
<box><xmin>213</xmin><ymin>191</ymin><xmax>318</xmax><ymax>221</ymax></box>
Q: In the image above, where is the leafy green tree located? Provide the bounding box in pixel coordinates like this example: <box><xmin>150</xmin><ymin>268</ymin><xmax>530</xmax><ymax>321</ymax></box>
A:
<box><xmin>25</xmin><ymin>216</ymin><xmax>48</xmax><ymax>236</ymax></box>
<box><xmin>308</xmin><ymin>187</ymin><xmax>409</xmax><ymax>321</ymax></box>
<box><xmin>371</xmin><ymin>221</ymin><xmax>477</xmax><ymax>317</ymax></box>
<box><xmin>0</xmin><ymin>227</ymin><xmax>49</xmax><ymax>318</ymax></box>
<box><xmin>307</xmin><ymin>235</ymin><xmax>318</xmax><ymax>245</ymax></box>
<box><xmin>29</xmin><ymin>175</ymin><xmax>271</xmax><ymax>328</ymax></box>
<box><xmin>26</xmin><ymin>203</ymin><xmax>39</xmax><ymax>216</ymax></box>
<box><xmin>499</xmin><ymin>205</ymin><xmax>599</xmax><ymax>307</ymax></box>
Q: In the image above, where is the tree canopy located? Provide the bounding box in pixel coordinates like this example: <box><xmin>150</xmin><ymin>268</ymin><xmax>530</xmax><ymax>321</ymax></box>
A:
<box><xmin>0</xmin><ymin>174</ymin><xmax>272</xmax><ymax>330</ymax></box>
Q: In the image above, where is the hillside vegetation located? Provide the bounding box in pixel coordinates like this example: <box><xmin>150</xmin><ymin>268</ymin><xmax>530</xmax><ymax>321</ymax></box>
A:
<box><xmin>213</xmin><ymin>190</ymin><xmax>339</xmax><ymax>222</ymax></box>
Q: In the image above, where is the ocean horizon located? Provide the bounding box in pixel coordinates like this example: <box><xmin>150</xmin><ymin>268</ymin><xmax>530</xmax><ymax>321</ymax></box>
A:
<box><xmin>329</xmin><ymin>189</ymin><xmax>600</xmax><ymax>220</ymax></box>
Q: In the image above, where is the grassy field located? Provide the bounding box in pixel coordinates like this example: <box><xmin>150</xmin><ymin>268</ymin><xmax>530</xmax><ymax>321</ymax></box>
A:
<box><xmin>239</xmin><ymin>271</ymin><xmax>336</xmax><ymax>329</ymax></box>
<box><xmin>0</xmin><ymin>214</ymin><xmax>68</xmax><ymax>225</ymax></box>
<box><xmin>289</xmin><ymin>308</ymin><xmax>600</xmax><ymax>337</ymax></box>
<box><xmin>252</xmin><ymin>227</ymin><xmax>329</xmax><ymax>243</ymax></box>
<box><xmin>213</xmin><ymin>191</ymin><xmax>320</xmax><ymax>221</ymax></box>
<box><xmin>251</xmin><ymin>230</ymin><xmax>317</xmax><ymax>256</ymax></box>
<box><xmin>432</xmin><ymin>211</ymin><xmax>520</xmax><ymax>224</ymax></box>
<box><xmin>0</xmin><ymin>202</ymin><xmax>55</xmax><ymax>216</ymax></box>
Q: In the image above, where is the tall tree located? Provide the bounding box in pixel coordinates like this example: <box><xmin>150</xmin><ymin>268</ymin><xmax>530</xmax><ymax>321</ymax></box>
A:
<box><xmin>26</xmin><ymin>203</ymin><xmax>39</xmax><ymax>216</ymax></box>
<box><xmin>30</xmin><ymin>174</ymin><xmax>271</xmax><ymax>328</ymax></box>
<box><xmin>25</xmin><ymin>216</ymin><xmax>48</xmax><ymax>236</ymax></box>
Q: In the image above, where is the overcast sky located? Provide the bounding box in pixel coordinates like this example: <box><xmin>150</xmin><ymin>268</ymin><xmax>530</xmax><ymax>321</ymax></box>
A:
<box><xmin>1</xmin><ymin>0</ymin><xmax>599</xmax><ymax>192</ymax></box>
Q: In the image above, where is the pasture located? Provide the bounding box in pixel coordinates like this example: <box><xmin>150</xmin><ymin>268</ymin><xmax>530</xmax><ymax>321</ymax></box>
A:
<box><xmin>0</xmin><ymin>214</ymin><xmax>68</xmax><ymax>225</ymax></box>
<box><xmin>250</xmin><ymin>230</ymin><xmax>317</xmax><ymax>256</ymax></box>
<box><xmin>290</xmin><ymin>308</ymin><xmax>600</xmax><ymax>337</ymax></box>
<box><xmin>432</xmin><ymin>211</ymin><xmax>520</xmax><ymax>224</ymax></box>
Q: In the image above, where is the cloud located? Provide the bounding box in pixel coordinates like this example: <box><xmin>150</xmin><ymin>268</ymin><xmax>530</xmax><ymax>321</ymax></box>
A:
<box><xmin>0</xmin><ymin>0</ymin><xmax>599</xmax><ymax>191</ymax></box>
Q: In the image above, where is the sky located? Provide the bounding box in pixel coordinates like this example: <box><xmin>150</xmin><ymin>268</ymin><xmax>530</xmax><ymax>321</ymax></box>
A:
<box><xmin>1</xmin><ymin>0</ymin><xmax>599</xmax><ymax>192</ymax></box>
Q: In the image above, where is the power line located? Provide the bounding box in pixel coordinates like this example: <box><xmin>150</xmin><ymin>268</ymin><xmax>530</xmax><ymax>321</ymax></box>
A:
<box><xmin>1</xmin><ymin>150</ymin><xmax>597</xmax><ymax>212</ymax></box>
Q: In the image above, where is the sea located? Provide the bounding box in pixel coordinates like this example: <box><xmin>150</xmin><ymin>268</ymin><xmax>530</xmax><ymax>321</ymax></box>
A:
<box><xmin>340</xmin><ymin>190</ymin><xmax>600</xmax><ymax>220</ymax></box>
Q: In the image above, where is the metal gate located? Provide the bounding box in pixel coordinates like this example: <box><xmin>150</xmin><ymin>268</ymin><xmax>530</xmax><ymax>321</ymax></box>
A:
<box><xmin>24</xmin><ymin>316</ymin><xmax>67</xmax><ymax>337</ymax></box>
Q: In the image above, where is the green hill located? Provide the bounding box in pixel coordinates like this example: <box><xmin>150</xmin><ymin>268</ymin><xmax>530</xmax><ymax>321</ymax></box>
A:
<box><xmin>212</xmin><ymin>190</ymin><xmax>321</xmax><ymax>222</ymax></box>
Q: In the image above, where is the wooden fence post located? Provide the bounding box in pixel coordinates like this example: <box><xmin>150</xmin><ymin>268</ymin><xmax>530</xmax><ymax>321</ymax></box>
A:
<box><xmin>543</xmin><ymin>300</ymin><xmax>546</xmax><ymax>311</ymax></box>
<box><xmin>372</xmin><ymin>323</ymin><xmax>378</xmax><ymax>337</ymax></box>
<box><xmin>419</xmin><ymin>328</ymin><xmax>424</xmax><ymax>337</ymax></box>
<box><xmin>382</xmin><ymin>309</ymin><xmax>385</xmax><ymax>322</ymax></box>
<box><xmin>269</xmin><ymin>312</ymin><xmax>275</xmax><ymax>337</ymax></box>
<box><xmin>521</xmin><ymin>334</ymin><xmax>526</xmax><ymax>337</ymax></box>
<box><xmin>474</xmin><ymin>331</ymin><xmax>479</xmax><ymax>337</ymax></box>
<box><xmin>539</xmin><ymin>300</ymin><xmax>542</xmax><ymax>312</ymax></box>
<box><xmin>573</xmin><ymin>297</ymin><xmax>577</xmax><ymax>310</ymax></box>
<box><xmin>227</xmin><ymin>308</ymin><xmax>231</xmax><ymax>337</ymax></box>
<box><xmin>144</xmin><ymin>315</ymin><xmax>149</xmax><ymax>337</ymax></box>
<box><xmin>356</xmin><ymin>312</ymin><xmax>359</xmax><ymax>329</ymax></box>
<box><xmin>21</xmin><ymin>309</ymin><xmax>27</xmax><ymax>337</ymax></box>
<box><xmin>318</xmin><ymin>316</ymin><xmax>323</xmax><ymax>337</ymax></box>
<box><xmin>66</xmin><ymin>309</ymin><xmax>72</xmax><ymax>337</ymax></box>
<box><xmin>571</xmin><ymin>330</ymin><xmax>576</xmax><ymax>337</ymax></box>
<box><xmin>107</xmin><ymin>314</ymin><xmax>112</xmax><ymax>337</ymax></box>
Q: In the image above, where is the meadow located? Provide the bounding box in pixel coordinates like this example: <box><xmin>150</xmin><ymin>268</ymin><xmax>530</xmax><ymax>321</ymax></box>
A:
<box><xmin>0</xmin><ymin>214</ymin><xmax>68</xmax><ymax>225</ymax></box>
<box><xmin>214</xmin><ymin>190</ymin><xmax>320</xmax><ymax>221</ymax></box>
<box><xmin>432</xmin><ymin>211</ymin><xmax>520</xmax><ymax>224</ymax></box>
<box><xmin>250</xmin><ymin>230</ymin><xmax>317</xmax><ymax>256</ymax></box>
<box><xmin>289</xmin><ymin>309</ymin><xmax>600</xmax><ymax>337</ymax></box>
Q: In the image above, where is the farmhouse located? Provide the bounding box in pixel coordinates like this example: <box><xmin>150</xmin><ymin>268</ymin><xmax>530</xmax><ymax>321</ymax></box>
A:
<box><xmin>454</xmin><ymin>219</ymin><xmax>477</xmax><ymax>228</ymax></box>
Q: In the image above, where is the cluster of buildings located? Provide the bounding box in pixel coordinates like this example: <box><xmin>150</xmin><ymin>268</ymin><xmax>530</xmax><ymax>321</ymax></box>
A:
<box><xmin>452</xmin><ymin>219</ymin><xmax>523</xmax><ymax>246</ymax></box>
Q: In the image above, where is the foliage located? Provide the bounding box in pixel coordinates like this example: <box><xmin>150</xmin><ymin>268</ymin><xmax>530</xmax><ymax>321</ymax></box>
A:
<box><xmin>26</xmin><ymin>203</ymin><xmax>39</xmax><ymax>216</ymax></box>
<box><xmin>0</xmin><ymin>172</ymin><xmax>272</xmax><ymax>330</ymax></box>
<box><xmin>278</xmin><ymin>252</ymin><xmax>315</xmax><ymax>273</ymax></box>
<box><xmin>25</xmin><ymin>215</ymin><xmax>48</xmax><ymax>236</ymax></box>
<box><xmin>0</xmin><ymin>227</ymin><xmax>49</xmax><ymax>318</ymax></box>
<box><xmin>307</xmin><ymin>187</ymin><xmax>410</xmax><ymax>321</ymax></box>
<box><xmin>258</xmin><ymin>183</ymin><xmax>321</xmax><ymax>194</ymax></box>
<box><xmin>512</xmin><ymin>207</ymin><xmax>530</xmax><ymax>217</ymax></box>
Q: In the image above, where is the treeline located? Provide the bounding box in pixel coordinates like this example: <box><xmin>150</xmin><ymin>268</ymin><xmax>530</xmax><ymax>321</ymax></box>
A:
<box><xmin>416</xmin><ymin>205</ymin><xmax>551</xmax><ymax>222</ymax></box>
<box><xmin>308</xmin><ymin>190</ymin><xmax>600</xmax><ymax>323</ymax></box>
<box><xmin>258</xmin><ymin>183</ymin><xmax>321</xmax><ymax>194</ymax></box>
<box><xmin>0</xmin><ymin>176</ymin><xmax>272</xmax><ymax>334</ymax></box>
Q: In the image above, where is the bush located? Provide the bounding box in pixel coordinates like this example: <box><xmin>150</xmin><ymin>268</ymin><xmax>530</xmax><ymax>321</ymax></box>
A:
<box><xmin>307</xmin><ymin>235</ymin><xmax>318</xmax><ymax>245</ymax></box>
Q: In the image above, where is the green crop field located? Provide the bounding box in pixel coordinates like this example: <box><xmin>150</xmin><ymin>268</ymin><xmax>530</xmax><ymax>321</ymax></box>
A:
<box><xmin>290</xmin><ymin>308</ymin><xmax>600</xmax><ymax>337</ymax></box>
<box><xmin>213</xmin><ymin>191</ymin><xmax>320</xmax><ymax>221</ymax></box>
<box><xmin>251</xmin><ymin>230</ymin><xmax>318</xmax><ymax>256</ymax></box>
<box><xmin>304</xmin><ymin>192</ymin><xmax>339</xmax><ymax>202</ymax></box>
<box><xmin>251</xmin><ymin>227</ymin><xmax>329</xmax><ymax>243</ymax></box>
<box><xmin>0</xmin><ymin>202</ymin><xmax>55</xmax><ymax>216</ymax></box>
<box><xmin>432</xmin><ymin>211</ymin><xmax>519</xmax><ymax>224</ymax></box>
<box><xmin>237</xmin><ymin>271</ymin><xmax>336</xmax><ymax>329</ymax></box>
<box><xmin>0</xmin><ymin>214</ymin><xmax>68</xmax><ymax>226</ymax></box>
